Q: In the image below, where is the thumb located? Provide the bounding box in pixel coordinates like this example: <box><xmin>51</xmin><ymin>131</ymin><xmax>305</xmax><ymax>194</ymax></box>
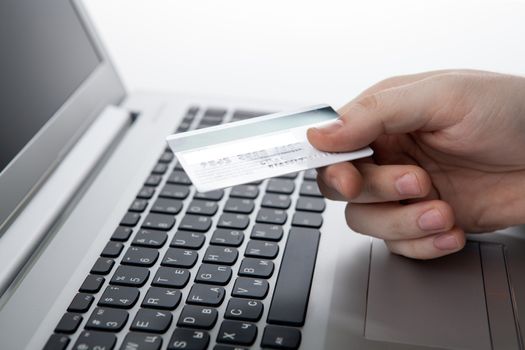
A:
<box><xmin>307</xmin><ymin>76</ymin><xmax>459</xmax><ymax>152</ymax></box>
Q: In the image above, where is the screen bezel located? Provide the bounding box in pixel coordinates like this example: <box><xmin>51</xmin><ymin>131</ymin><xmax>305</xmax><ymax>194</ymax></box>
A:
<box><xmin>0</xmin><ymin>0</ymin><xmax>126</xmax><ymax>233</ymax></box>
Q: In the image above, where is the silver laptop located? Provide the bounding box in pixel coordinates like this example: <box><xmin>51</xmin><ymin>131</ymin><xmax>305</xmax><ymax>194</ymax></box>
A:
<box><xmin>1</xmin><ymin>1</ymin><xmax>524</xmax><ymax>349</ymax></box>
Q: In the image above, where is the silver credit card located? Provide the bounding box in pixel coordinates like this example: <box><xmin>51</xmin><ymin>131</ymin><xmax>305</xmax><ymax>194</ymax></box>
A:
<box><xmin>166</xmin><ymin>104</ymin><xmax>373</xmax><ymax>192</ymax></box>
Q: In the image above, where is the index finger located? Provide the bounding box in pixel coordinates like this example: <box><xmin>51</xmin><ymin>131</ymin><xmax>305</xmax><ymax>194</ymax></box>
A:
<box><xmin>307</xmin><ymin>74</ymin><xmax>463</xmax><ymax>152</ymax></box>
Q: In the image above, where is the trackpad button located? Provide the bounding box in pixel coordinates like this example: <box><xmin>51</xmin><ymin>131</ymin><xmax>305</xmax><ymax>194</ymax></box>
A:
<box><xmin>365</xmin><ymin>241</ymin><xmax>491</xmax><ymax>350</ymax></box>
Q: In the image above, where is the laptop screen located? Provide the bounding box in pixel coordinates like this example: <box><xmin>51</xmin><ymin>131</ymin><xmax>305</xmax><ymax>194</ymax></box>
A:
<box><xmin>0</xmin><ymin>0</ymin><xmax>101</xmax><ymax>174</ymax></box>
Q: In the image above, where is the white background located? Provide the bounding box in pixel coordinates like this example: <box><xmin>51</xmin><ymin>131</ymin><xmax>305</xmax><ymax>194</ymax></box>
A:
<box><xmin>84</xmin><ymin>0</ymin><xmax>525</xmax><ymax>107</ymax></box>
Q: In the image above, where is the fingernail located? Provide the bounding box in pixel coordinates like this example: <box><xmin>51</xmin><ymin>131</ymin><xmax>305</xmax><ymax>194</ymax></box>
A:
<box><xmin>418</xmin><ymin>209</ymin><xmax>445</xmax><ymax>231</ymax></box>
<box><xmin>433</xmin><ymin>233</ymin><xmax>459</xmax><ymax>251</ymax></box>
<box><xmin>313</xmin><ymin>119</ymin><xmax>344</xmax><ymax>134</ymax></box>
<box><xmin>395</xmin><ymin>173</ymin><xmax>421</xmax><ymax>196</ymax></box>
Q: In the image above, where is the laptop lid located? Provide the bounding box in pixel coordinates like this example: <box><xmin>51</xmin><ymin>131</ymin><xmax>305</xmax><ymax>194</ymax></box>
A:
<box><xmin>0</xmin><ymin>0</ymin><xmax>125</xmax><ymax>234</ymax></box>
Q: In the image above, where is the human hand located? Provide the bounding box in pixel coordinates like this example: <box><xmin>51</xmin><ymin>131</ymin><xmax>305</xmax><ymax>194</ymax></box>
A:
<box><xmin>307</xmin><ymin>70</ymin><xmax>525</xmax><ymax>259</ymax></box>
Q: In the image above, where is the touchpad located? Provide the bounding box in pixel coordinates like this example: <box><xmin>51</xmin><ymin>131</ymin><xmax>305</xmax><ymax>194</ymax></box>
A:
<box><xmin>365</xmin><ymin>241</ymin><xmax>491</xmax><ymax>349</ymax></box>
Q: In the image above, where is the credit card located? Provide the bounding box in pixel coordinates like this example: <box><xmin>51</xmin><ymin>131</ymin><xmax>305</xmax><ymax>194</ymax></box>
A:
<box><xmin>166</xmin><ymin>104</ymin><xmax>373</xmax><ymax>192</ymax></box>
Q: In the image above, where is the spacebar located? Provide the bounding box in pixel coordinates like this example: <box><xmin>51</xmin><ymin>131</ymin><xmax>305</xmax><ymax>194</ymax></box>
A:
<box><xmin>267</xmin><ymin>227</ymin><xmax>320</xmax><ymax>326</ymax></box>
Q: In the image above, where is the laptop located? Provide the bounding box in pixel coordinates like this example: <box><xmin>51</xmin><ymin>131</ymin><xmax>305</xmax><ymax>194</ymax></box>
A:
<box><xmin>0</xmin><ymin>1</ymin><xmax>524</xmax><ymax>349</ymax></box>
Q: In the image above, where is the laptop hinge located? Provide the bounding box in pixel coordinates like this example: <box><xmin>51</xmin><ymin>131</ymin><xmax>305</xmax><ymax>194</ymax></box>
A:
<box><xmin>0</xmin><ymin>105</ymin><xmax>133</xmax><ymax>300</ymax></box>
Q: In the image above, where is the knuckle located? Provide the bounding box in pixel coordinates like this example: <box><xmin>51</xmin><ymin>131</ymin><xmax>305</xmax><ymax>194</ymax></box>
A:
<box><xmin>407</xmin><ymin>166</ymin><xmax>432</xmax><ymax>196</ymax></box>
<box><xmin>436</xmin><ymin>201</ymin><xmax>456</xmax><ymax>230</ymax></box>
<box><xmin>363</xmin><ymin>175</ymin><xmax>383</xmax><ymax>199</ymax></box>
<box><xmin>354</xmin><ymin>94</ymin><xmax>379</xmax><ymax>111</ymax></box>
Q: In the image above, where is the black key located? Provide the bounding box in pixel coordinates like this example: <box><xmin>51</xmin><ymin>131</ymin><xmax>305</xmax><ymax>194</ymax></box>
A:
<box><xmin>170</xmin><ymin>231</ymin><xmax>206</xmax><ymax>249</ymax></box>
<box><xmin>238</xmin><ymin>258</ymin><xmax>274</xmax><ymax>278</ymax></box>
<box><xmin>198</xmin><ymin>120</ymin><xmax>221</xmax><ymax>128</ymax></box>
<box><xmin>250</xmin><ymin>224</ymin><xmax>283</xmax><ymax>241</ymax></box>
<box><xmin>224</xmin><ymin>298</ymin><xmax>263</xmax><ymax>322</ymax></box>
<box><xmin>248</xmin><ymin>180</ymin><xmax>263</xmax><ymax>185</ymax></box>
<box><xmin>291</xmin><ymin>212</ymin><xmax>323</xmax><ymax>228</ymax></box>
<box><xmin>142</xmin><ymin>213</ymin><xmax>176</xmax><ymax>231</ymax></box>
<box><xmin>231</xmin><ymin>277</ymin><xmax>269</xmax><ymax>299</ymax></box>
<box><xmin>152</xmin><ymin>267</ymin><xmax>190</xmax><ymax>288</ymax></box>
<box><xmin>210</xmin><ymin>229</ymin><xmax>244</xmax><ymax>247</ymax></box>
<box><xmin>159</xmin><ymin>151</ymin><xmax>174</xmax><ymax>163</ymax></box>
<box><xmin>86</xmin><ymin>307</ymin><xmax>128</xmax><ymax>331</ymax></box>
<box><xmin>111</xmin><ymin>226</ymin><xmax>132</xmax><ymax>241</ymax></box>
<box><xmin>230</xmin><ymin>185</ymin><xmax>259</xmax><ymax>199</ymax></box>
<box><xmin>217</xmin><ymin>213</ymin><xmax>250</xmax><ymax>230</ymax></box>
<box><xmin>223</xmin><ymin>198</ymin><xmax>254</xmax><ymax>214</ymax></box>
<box><xmin>187</xmin><ymin>200</ymin><xmax>218</xmax><ymax>216</ymax></box>
<box><xmin>55</xmin><ymin>313</ymin><xmax>83</xmax><ymax>334</ymax></box>
<box><xmin>266</xmin><ymin>179</ymin><xmax>295</xmax><ymax>194</ymax></box>
<box><xmin>185</xmin><ymin>106</ymin><xmax>199</xmax><ymax>118</ymax></box>
<box><xmin>194</xmin><ymin>189</ymin><xmax>224</xmax><ymax>201</ymax></box>
<box><xmin>110</xmin><ymin>265</ymin><xmax>149</xmax><ymax>287</ymax></box>
<box><xmin>195</xmin><ymin>264</ymin><xmax>232</xmax><ymax>285</ymax></box>
<box><xmin>44</xmin><ymin>334</ymin><xmax>69</xmax><ymax>350</ymax></box>
<box><xmin>132</xmin><ymin>229</ymin><xmax>168</xmax><ymax>248</ymax></box>
<box><xmin>151</xmin><ymin>198</ymin><xmax>183</xmax><ymax>215</ymax></box>
<box><xmin>162</xmin><ymin>248</ymin><xmax>198</xmax><ymax>268</ymax></box>
<box><xmin>232</xmin><ymin>109</ymin><xmax>269</xmax><ymax>120</ymax></box>
<box><xmin>152</xmin><ymin>162</ymin><xmax>168</xmax><ymax>175</ymax></box>
<box><xmin>177</xmin><ymin>121</ymin><xmax>192</xmax><ymax>132</ymax></box>
<box><xmin>121</xmin><ymin>212</ymin><xmax>141</xmax><ymax>227</ymax></box>
<box><xmin>187</xmin><ymin>284</ymin><xmax>225</xmax><ymax>306</ymax></box>
<box><xmin>295</xmin><ymin>197</ymin><xmax>325</xmax><ymax>212</ymax></box>
<box><xmin>303</xmin><ymin>169</ymin><xmax>317</xmax><ymax>181</ymax></box>
<box><xmin>168</xmin><ymin>170</ymin><xmax>192</xmax><ymax>185</ymax></box>
<box><xmin>261</xmin><ymin>325</ymin><xmax>302</xmax><ymax>349</ymax></box>
<box><xmin>256</xmin><ymin>208</ymin><xmax>287</xmax><ymax>225</ymax></box>
<box><xmin>137</xmin><ymin>186</ymin><xmax>156</xmax><ymax>199</ymax></box>
<box><xmin>177</xmin><ymin>305</ymin><xmax>218</xmax><ymax>329</ymax></box>
<box><xmin>168</xmin><ymin>329</ymin><xmax>209</xmax><ymax>350</ymax></box>
<box><xmin>68</xmin><ymin>293</ymin><xmax>94</xmax><ymax>313</ymax></box>
<box><xmin>160</xmin><ymin>184</ymin><xmax>190</xmax><ymax>200</ymax></box>
<box><xmin>73</xmin><ymin>331</ymin><xmax>116</xmax><ymax>350</ymax></box>
<box><xmin>203</xmin><ymin>246</ymin><xmax>238</xmax><ymax>265</ymax></box>
<box><xmin>91</xmin><ymin>257</ymin><xmax>115</xmax><ymax>275</ymax></box>
<box><xmin>214</xmin><ymin>346</ymin><xmax>247</xmax><ymax>350</ymax></box>
<box><xmin>129</xmin><ymin>199</ymin><xmax>149</xmax><ymax>213</ymax></box>
<box><xmin>204</xmin><ymin>107</ymin><xmax>227</xmax><ymax>118</ymax></box>
<box><xmin>101</xmin><ymin>241</ymin><xmax>124</xmax><ymax>258</ymax></box>
<box><xmin>120</xmin><ymin>333</ymin><xmax>163</xmax><ymax>350</ymax></box>
<box><xmin>245</xmin><ymin>240</ymin><xmax>279</xmax><ymax>259</ymax></box>
<box><xmin>122</xmin><ymin>246</ymin><xmax>159</xmax><ymax>267</ymax></box>
<box><xmin>131</xmin><ymin>309</ymin><xmax>172</xmax><ymax>333</ymax></box>
<box><xmin>261</xmin><ymin>194</ymin><xmax>291</xmax><ymax>209</ymax></box>
<box><xmin>267</xmin><ymin>227</ymin><xmax>320</xmax><ymax>326</ymax></box>
<box><xmin>142</xmin><ymin>287</ymin><xmax>182</xmax><ymax>310</ymax></box>
<box><xmin>216</xmin><ymin>320</ymin><xmax>257</xmax><ymax>346</ymax></box>
<box><xmin>299</xmin><ymin>182</ymin><xmax>322</xmax><ymax>197</ymax></box>
<box><xmin>98</xmin><ymin>285</ymin><xmax>139</xmax><ymax>309</ymax></box>
<box><xmin>179</xmin><ymin>214</ymin><xmax>212</xmax><ymax>232</ymax></box>
<box><xmin>277</xmin><ymin>172</ymin><xmax>298</xmax><ymax>179</ymax></box>
<box><xmin>200</xmin><ymin>114</ymin><xmax>224</xmax><ymax>124</ymax></box>
<box><xmin>174</xmin><ymin>161</ymin><xmax>184</xmax><ymax>170</ymax></box>
<box><xmin>79</xmin><ymin>275</ymin><xmax>105</xmax><ymax>293</ymax></box>
<box><xmin>145</xmin><ymin>174</ymin><xmax>163</xmax><ymax>187</ymax></box>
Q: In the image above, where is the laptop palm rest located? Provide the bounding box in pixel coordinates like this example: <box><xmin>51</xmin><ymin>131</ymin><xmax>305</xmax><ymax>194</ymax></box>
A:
<box><xmin>365</xmin><ymin>240</ymin><xmax>516</xmax><ymax>349</ymax></box>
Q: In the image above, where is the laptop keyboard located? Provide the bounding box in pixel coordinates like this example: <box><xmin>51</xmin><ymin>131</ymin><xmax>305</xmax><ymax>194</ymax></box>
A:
<box><xmin>45</xmin><ymin>106</ymin><xmax>325</xmax><ymax>350</ymax></box>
